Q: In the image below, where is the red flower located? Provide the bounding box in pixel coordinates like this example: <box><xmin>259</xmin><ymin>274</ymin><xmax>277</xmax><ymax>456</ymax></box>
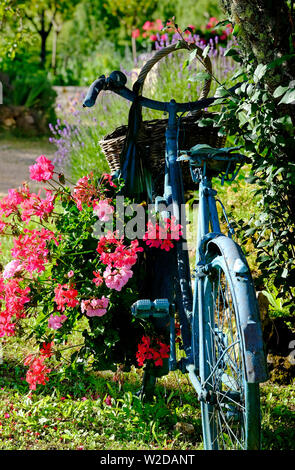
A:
<box><xmin>142</xmin><ymin>21</ymin><xmax>154</xmax><ymax>31</ymax></box>
<box><xmin>72</xmin><ymin>172</ymin><xmax>99</xmax><ymax>210</ymax></box>
<box><xmin>132</xmin><ymin>28</ymin><xmax>140</xmax><ymax>39</ymax></box>
<box><xmin>29</xmin><ymin>155</ymin><xmax>54</xmax><ymax>182</ymax></box>
<box><xmin>143</xmin><ymin>216</ymin><xmax>182</xmax><ymax>251</ymax></box>
<box><xmin>92</xmin><ymin>270</ymin><xmax>104</xmax><ymax>287</ymax></box>
<box><xmin>25</xmin><ymin>355</ymin><xmax>51</xmax><ymax>390</ymax></box>
<box><xmin>11</xmin><ymin>228</ymin><xmax>58</xmax><ymax>274</ymax></box>
<box><xmin>39</xmin><ymin>342</ymin><xmax>53</xmax><ymax>358</ymax></box>
<box><xmin>101</xmin><ymin>173</ymin><xmax>117</xmax><ymax>188</ymax></box>
<box><xmin>54</xmin><ymin>283</ymin><xmax>79</xmax><ymax>312</ymax></box>
<box><xmin>136</xmin><ymin>336</ymin><xmax>170</xmax><ymax>367</ymax></box>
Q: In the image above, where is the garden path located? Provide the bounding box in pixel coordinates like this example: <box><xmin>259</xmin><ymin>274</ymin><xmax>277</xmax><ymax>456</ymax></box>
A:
<box><xmin>0</xmin><ymin>137</ymin><xmax>56</xmax><ymax>196</ymax></box>
<box><xmin>0</xmin><ymin>86</ymin><xmax>84</xmax><ymax>196</ymax></box>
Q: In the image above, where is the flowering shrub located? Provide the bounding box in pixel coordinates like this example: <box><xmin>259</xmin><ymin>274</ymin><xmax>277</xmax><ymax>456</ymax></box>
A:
<box><xmin>0</xmin><ymin>156</ymin><xmax>180</xmax><ymax>391</ymax></box>
<box><xmin>132</xmin><ymin>17</ymin><xmax>233</xmax><ymax>48</ymax></box>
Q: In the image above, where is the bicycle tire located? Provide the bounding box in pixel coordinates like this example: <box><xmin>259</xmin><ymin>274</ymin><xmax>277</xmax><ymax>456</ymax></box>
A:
<box><xmin>199</xmin><ymin>250</ymin><xmax>261</xmax><ymax>450</ymax></box>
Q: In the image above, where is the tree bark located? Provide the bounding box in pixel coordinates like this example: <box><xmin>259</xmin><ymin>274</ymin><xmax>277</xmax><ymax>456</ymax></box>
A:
<box><xmin>220</xmin><ymin>0</ymin><xmax>295</xmax><ymax>207</ymax></box>
<box><xmin>220</xmin><ymin>0</ymin><xmax>295</xmax><ymax>89</ymax></box>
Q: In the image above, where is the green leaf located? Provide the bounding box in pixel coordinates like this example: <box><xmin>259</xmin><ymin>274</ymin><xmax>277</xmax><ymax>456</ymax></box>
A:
<box><xmin>182</xmin><ymin>59</ymin><xmax>189</xmax><ymax>69</ymax></box>
<box><xmin>253</xmin><ymin>64</ymin><xmax>267</xmax><ymax>83</ymax></box>
<box><xmin>231</xmin><ymin>69</ymin><xmax>245</xmax><ymax>81</ymax></box>
<box><xmin>278</xmin><ymin>88</ymin><xmax>295</xmax><ymax>105</ymax></box>
<box><xmin>215</xmin><ymin>86</ymin><xmax>229</xmax><ymax>98</ymax></box>
<box><xmin>273</xmin><ymin>85</ymin><xmax>289</xmax><ymax>98</ymax></box>
<box><xmin>233</xmin><ymin>24</ymin><xmax>241</xmax><ymax>36</ymax></box>
<box><xmin>275</xmin><ymin>115</ymin><xmax>293</xmax><ymax>128</ymax></box>
<box><xmin>202</xmin><ymin>44</ymin><xmax>210</xmax><ymax>58</ymax></box>
<box><xmin>188</xmin><ymin>71</ymin><xmax>211</xmax><ymax>82</ymax></box>
<box><xmin>224</xmin><ymin>47</ymin><xmax>242</xmax><ymax>62</ymax></box>
<box><xmin>197</xmin><ymin>118</ymin><xmax>215</xmax><ymax>127</ymax></box>
<box><xmin>267</xmin><ymin>54</ymin><xmax>295</xmax><ymax>69</ymax></box>
<box><xmin>238</xmin><ymin>111</ymin><xmax>248</xmax><ymax>126</ymax></box>
<box><xmin>282</xmin><ymin>268</ymin><xmax>288</xmax><ymax>278</ymax></box>
<box><xmin>189</xmin><ymin>48</ymin><xmax>197</xmax><ymax>62</ymax></box>
<box><xmin>224</xmin><ymin>47</ymin><xmax>239</xmax><ymax>57</ymax></box>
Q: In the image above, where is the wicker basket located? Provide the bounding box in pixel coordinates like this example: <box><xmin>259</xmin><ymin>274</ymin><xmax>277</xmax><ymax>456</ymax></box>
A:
<box><xmin>99</xmin><ymin>41</ymin><xmax>226</xmax><ymax>192</ymax></box>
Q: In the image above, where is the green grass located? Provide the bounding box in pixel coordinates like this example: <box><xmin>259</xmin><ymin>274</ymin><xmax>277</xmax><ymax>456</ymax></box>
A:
<box><xmin>0</xmin><ymin>337</ymin><xmax>202</xmax><ymax>450</ymax></box>
<box><xmin>0</xmin><ymin>333</ymin><xmax>294</xmax><ymax>450</ymax></box>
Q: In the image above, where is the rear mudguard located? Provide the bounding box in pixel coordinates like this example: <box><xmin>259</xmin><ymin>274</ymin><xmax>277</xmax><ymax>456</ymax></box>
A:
<box><xmin>203</xmin><ymin>233</ymin><xmax>269</xmax><ymax>384</ymax></box>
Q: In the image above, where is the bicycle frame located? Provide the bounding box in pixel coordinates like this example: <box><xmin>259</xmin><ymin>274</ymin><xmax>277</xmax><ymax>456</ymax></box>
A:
<box><xmin>83</xmin><ymin>77</ymin><xmax>268</xmax><ymax>399</ymax></box>
<box><xmin>152</xmin><ymin>101</ymin><xmax>267</xmax><ymax>396</ymax></box>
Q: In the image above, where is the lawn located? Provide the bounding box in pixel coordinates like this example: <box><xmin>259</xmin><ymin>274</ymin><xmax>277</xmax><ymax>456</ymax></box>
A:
<box><xmin>0</xmin><ymin>334</ymin><xmax>294</xmax><ymax>451</ymax></box>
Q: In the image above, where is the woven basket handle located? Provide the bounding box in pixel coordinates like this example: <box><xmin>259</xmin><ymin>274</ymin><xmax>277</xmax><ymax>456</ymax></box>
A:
<box><xmin>135</xmin><ymin>40</ymin><xmax>212</xmax><ymax>100</ymax></box>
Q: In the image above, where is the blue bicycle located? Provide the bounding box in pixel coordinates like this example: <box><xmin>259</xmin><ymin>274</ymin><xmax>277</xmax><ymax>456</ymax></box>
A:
<box><xmin>83</xmin><ymin>41</ymin><xmax>268</xmax><ymax>450</ymax></box>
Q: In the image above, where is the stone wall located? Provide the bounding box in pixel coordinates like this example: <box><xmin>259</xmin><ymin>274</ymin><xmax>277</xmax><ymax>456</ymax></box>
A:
<box><xmin>0</xmin><ymin>86</ymin><xmax>88</xmax><ymax>135</ymax></box>
<box><xmin>0</xmin><ymin>105</ymin><xmax>49</xmax><ymax>136</ymax></box>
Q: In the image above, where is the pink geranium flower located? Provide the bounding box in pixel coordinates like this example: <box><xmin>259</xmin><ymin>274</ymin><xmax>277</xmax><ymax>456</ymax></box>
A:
<box><xmin>0</xmin><ymin>184</ymin><xmax>29</xmax><ymax>218</ymax></box>
<box><xmin>103</xmin><ymin>266</ymin><xmax>133</xmax><ymax>291</ymax></box>
<box><xmin>25</xmin><ymin>355</ymin><xmax>51</xmax><ymax>390</ymax></box>
<box><xmin>20</xmin><ymin>189</ymin><xmax>55</xmax><ymax>223</ymax></box>
<box><xmin>48</xmin><ymin>314</ymin><xmax>67</xmax><ymax>330</ymax></box>
<box><xmin>143</xmin><ymin>216</ymin><xmax>182</xmax><ymax>251</ymax></box>
<box><xmin>93</xmin><ymin>199</ymin><xmax>114</xmax><ymax>222</ymax></box>
<box><xmin>142</xmin><ymin>21</ymin><xmax>153</xmax><ymax>31</ymax></box>
<box><xmin>132</xmin><ymin>28</ymin><xmax>140</xmax><ymax>38</ymax></box>
<box><xmin>11</xmin><ymin>228</ymin><xmax>58</xmax><ymax>274</ymax></box>
<box><xmin>29</xmin><ymin>155</ymin><xmax>54</xmax><ymax>182</ymax></box>
<box><xmin>81</xmin><ymin>296</ymin><xmax>109</xmax><ymax>317</ymax></box>
<box><xmin>72</xmin><ymin>173</ymin><xmax>98</xmax><ymax>211</ymax></box>
<box><xmin>0</xmin><ymin>221</ymin><xmax>7</xmax><ymax>233</ymax></box>
<box><xmin>2</xmin><ymin>260</ymin><xmax>23</xmax><ymax>279</ymax></box>
<box><xmin>92</xmin><ymin>271</ymin><xmax>103</xmax><ymax>287</ymax></box>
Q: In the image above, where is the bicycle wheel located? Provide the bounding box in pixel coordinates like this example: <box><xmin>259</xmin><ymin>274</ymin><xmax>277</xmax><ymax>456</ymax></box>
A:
<box><xmin>199</xmin><ymin>251</ymin><xmax>261</xmax><ymax>450</ymax></box>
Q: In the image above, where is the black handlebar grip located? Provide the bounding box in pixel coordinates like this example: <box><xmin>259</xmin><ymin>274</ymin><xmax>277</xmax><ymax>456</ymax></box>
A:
<box><xmin>107</xmin><ymin>71</ymin><xmax>127</xmax><ymax>88</ymax></box>
<box><xmin>82</xmin><ymin>75</ymin><xmax>106</xmax><ymax>107</ymax></box>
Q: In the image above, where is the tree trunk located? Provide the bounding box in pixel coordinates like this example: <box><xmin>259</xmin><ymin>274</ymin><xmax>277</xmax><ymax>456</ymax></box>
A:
<box><xmin>40</xmin><ymin>31</ymin><xmax>48</xmax><ymax>68</ymax></box>
<box><xmin>219</xmin><ymin>1</ymin><xmax>295</xmax><ymax>306</ymax></box>
<box><xmin>51</xmin><ymin>20</ymin><xmax>62</xmax><ymax>74</ymax></box>
<box><xmin>220</xmin><ymin>0</ymin><xmax>295</xmax><ymax>90</ymax></box>
<box><xmin>220</xmin><ymin>0</ymin><xmax>295</xmax><ymax>210</ymax></box>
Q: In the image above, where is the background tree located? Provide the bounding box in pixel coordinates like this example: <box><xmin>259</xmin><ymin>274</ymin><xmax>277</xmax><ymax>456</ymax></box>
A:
<box><xmin>20</xmin><ymin>0</ymin><xmax>79</xmax><ymax>68</ymax></box>
<box><xmin>0</xmin><ymin>0</ymin><xmax>31</xmax><ymax>58</ymax></box>
<box><xmin>103</xmin><ymin>0</ymin><xmax>159</xmax><ymax>54</ymax></box>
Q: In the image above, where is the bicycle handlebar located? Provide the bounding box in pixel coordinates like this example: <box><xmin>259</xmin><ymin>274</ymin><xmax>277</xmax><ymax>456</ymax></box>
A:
<box><xmin>83</xmin><ymin>71</ymin><xmax>128</xmax><ymax>108</ymax></box>
<box><xmin>82</xmin><ymin>70</ymin><xmax>241</xmax><ymax>114</ymax></box>
<box><xmin>82</xmin><ymin>75</ymin><xmax>106</xmax><ymax>108</ymax></box>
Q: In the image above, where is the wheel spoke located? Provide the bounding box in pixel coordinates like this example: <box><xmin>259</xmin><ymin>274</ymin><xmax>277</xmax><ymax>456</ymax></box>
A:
<box><xmin>202</xmin><ymin>265</ymin><xmax>248</xmax><ymax>449</ymax></box>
